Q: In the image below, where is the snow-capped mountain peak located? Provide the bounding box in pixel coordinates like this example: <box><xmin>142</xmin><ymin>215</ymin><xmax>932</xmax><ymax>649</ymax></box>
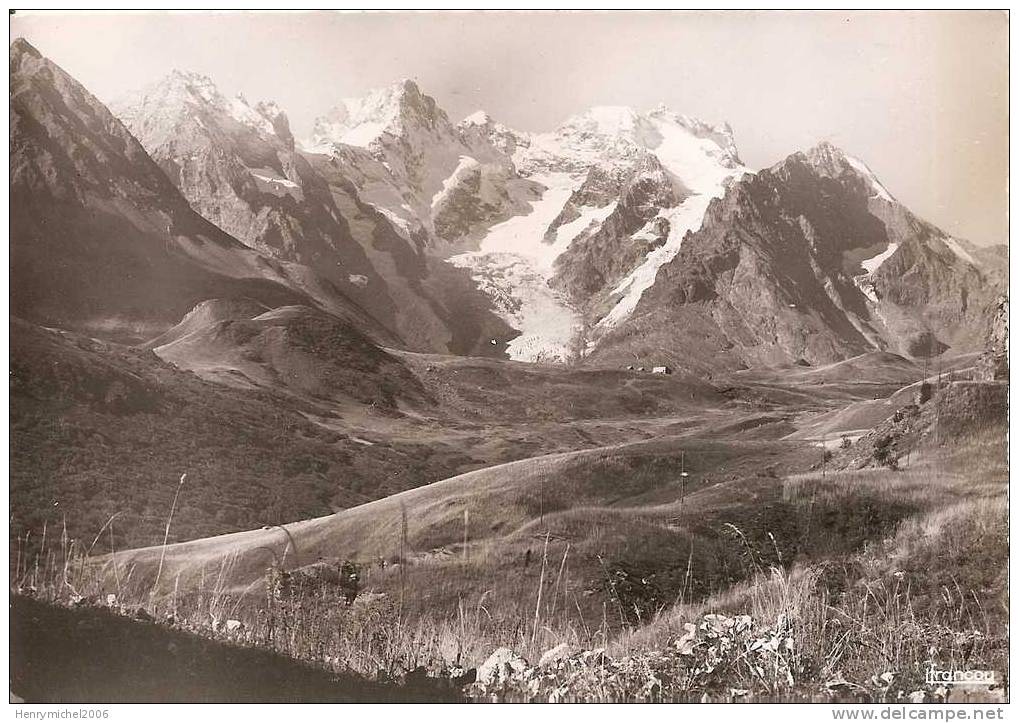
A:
<box><xmin>445</xmin><ymin>101</ymin><xmax>751</xmax><ymax>359</ymax></box>
<box><xmin>516</xmin><ymin>104</ymin><xmax>743</xmax><ymax>194</ymax></box>
<box><xmin>554</xmin><ymin>104</ymin><xmax>739</xmax><ymax>160</ymax></box>
<box><xmin>164</xmin><ymin>68</ymin><xmax>220</xmax><ymax>103</ymax></box>
<box><xmin>114</xmin><ymin>69</ymin><xmax>288</xmax><ymax>145</ymax></box>
<box><xmin>456</xmin><ymin>110</ymin><xmax>527</xmax><ymax>157</ymax></box>
<box><xmin>461</xmin><ymin>110</ymin><xmax>493</xmax><ymax>126</ymax></box>
<box><xmin>305</xmin><ymin>78</ymin><xmax>451</xmax><ymax>152</ymax></box>
<box><xmin>561</xmin><ymin>105</ymin><xmax>644</xmax><ymax>138</ymax></box>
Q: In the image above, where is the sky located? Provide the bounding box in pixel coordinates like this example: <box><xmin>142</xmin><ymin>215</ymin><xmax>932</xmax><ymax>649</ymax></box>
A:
<box><xmin>10</xmin><ymin>10</ymin><xmax>1009</xmax><ymax>246</ymax></box>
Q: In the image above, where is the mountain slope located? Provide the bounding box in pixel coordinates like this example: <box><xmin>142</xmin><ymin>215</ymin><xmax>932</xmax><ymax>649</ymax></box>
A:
<box><xmin>113</xmin><ymin>72</ymin><xmax>420</xmax><ymax>328</ymax></box>
<box><xmin>107</xmin><ymin>432</ymin><xmax>813</xmax><ymax>626</ymax></box>
<box><xmin>114</xmin><ymin>71</ymin><xmax>520</xmax><ymax>356</ymax></box>
<box><xmin>303</xmin><ymin>88</ymin><xmax>747</xmax><ymax>362</ymax></box>
<box><xmin>590</xmin><ymin>142</ymin><xmax>1005</xmax><ymax>373</ymax></box>
<box><xmin>302</xmin><ymin>151</ymin><xmax>518</xmax><ymax>356</ymax></box>
<box><xmin>551</xmin><ymin>153</ymin><xmax>679</xmax><ymax>308</ymax></box>
<box><xmin>9</xmin><ymin>39</ymin><xmax>391</xmax><ymax>345</ymax></box>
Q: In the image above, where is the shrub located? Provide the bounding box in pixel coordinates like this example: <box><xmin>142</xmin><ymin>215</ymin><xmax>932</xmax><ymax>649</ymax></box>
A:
<box><xmin>872</xmin><ymin>435</ymin><xmax>898</xmax><ymax>470</ymax></box>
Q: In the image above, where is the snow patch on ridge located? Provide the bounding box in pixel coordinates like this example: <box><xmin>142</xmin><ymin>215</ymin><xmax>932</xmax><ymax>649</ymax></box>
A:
<box><xmin>470</xmin><ymin>173</ymin><xmax>579</xmax><ymax>272</ymax></box>
<box><xmin>431</xmin><ymin>156</ymin><xmax>482</xmax><ymax>208</ymax></box>
<box><xmin>554</xmin><ymin>202</ymin><xmax>618</xmax><ymax>248</ymax></box>
<box><xmin>462</xmin><ymin>110</ymin><xmax>492</xmax><ymax>126</ymax></box>
<box><xmin>860</xmin><ymin>242</ymin><xmax>899</xmax><ymax>275</ymax></box>
<box><xmin>943</xmin><ymin>237</ymin><xmax>977</xmax><ymax>266</ymax></box>
<box><xmin>857</xmin><ymin>281</ymin><xmax>880</xmax><ymax>304</ymax></box>
<box><xmin>642</xmin><ymin>110</ymin><xmax>741</xmax><ymax>195</ymax></box>
<box><xmin>227</xmin><ymin>94</ymin><xmax>276</xmax><ymax>138</ymax></box>
<box><xmin>250</xmin><ymin>171</ymin><xmax>299</xmax><ymax>189</ymax></box>
<box><xmin>338</xmin><ymin>121</ymin><xmax>387</xmax><ymax>149</ymax></box>
<box><xmin>305</xmin><ymin>80</ymin><xmax>428</xmax><ymax>152</ymax></box>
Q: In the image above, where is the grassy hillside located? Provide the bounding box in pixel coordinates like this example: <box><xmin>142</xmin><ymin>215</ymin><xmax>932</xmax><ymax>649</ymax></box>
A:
<box><xmin>10</xmin><ymin>318</ymin><xmax>470</xmax><ymax>551</ymax></box>
<box><xmin>618</xmin><ymin>422</ymin><xmax>1007</xmax><ymax>691</ymax></box>
<box><xmin>102</xmin><ymin>383</ymin><xmax>1007</xmax><ymax>637</ymax></box>
<box><xmin>10</xmin><ymin>315</ymin><xmax>743</xmax><ymax>555</ymax></box>
<box><xmin>152</xmin><ymin>305</ymin><xmax>431</xmax><ymax>409</ymax></box>
<box><xmin>103</xmin><ymin>433</ymin><xmax>809</xmax><ymax>601</ymax></box>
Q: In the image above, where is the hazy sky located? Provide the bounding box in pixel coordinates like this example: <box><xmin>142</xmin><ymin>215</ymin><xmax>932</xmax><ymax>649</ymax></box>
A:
<box><xmin>10</xmin><ymin>10</ymin><xmax>1008</xmax><ymax>246</ymax></box>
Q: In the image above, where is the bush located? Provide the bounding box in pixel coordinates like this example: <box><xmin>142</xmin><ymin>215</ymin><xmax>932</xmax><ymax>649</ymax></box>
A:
<box><xmin>872</xmin><ymin>436</ymin><xmax>898</xmax><ymax>470</ymax></box>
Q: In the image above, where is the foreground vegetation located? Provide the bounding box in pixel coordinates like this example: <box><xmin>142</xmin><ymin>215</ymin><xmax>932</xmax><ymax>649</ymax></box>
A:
<box><xmin>12</xmin><ymin>381</ymin><xmax>1007</xmax><ymax>702</ymax></box>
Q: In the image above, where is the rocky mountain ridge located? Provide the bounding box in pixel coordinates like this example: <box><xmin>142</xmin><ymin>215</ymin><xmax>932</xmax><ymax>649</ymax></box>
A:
<box><xmin>589</xmin><ymin>142</ymin><xmax>1004</xmax><ymax>373</ymax></box>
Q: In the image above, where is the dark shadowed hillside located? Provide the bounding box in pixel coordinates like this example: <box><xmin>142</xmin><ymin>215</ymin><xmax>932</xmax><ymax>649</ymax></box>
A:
<box><xmin>9</xmin><ymin>39</ymin><xmax>392</xmax><ymax>345</ymax></box>
<box><xmin>9</xmin><ymin>318</ymin><xmax>470</xmax><ymax>551</ymax></box>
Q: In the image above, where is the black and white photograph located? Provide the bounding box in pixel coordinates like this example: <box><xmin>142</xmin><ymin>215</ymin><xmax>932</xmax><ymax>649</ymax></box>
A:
<box><xmin>7</xmin><ymin>8</ymin><xmax>1011</xmax><ymax>710</ymax></box>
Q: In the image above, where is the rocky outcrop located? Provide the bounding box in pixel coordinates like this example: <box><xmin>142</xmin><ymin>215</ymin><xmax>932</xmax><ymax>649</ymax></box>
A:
<box><xmin>977</xmin><ymin>296</ymin><xmax>1009</xmax><ymax>381</ymax></box>
<box><xmin>835</xmin><ymin>380</ymin><xmax>1007</xmax><ymax>471</ymax></box>
<box><xmin>474</xmin><ymin>648</ymin><xmax>529</xmax><ymax>690</ymax></box>
<box><xmin>552</xmin><ymin>154</ymin><xmax>678</xmax><ymax>304</ymax></box>
<box><xmin>543</xmin><ymin>164</ymin><xmax>629</xmax><ymax>242</ymax></box>
<box><xmin>431</xmin><ymin>157</ymin><xmax>540</xmax><ymax>248</ymax></box>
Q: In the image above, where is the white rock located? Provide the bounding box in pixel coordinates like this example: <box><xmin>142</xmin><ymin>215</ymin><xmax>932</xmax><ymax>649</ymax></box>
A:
<box><xmin>225</xmin><ymin>619</ymin><xmax>243</xmax><ymax>632</ymax></box>
<box><xmin>538</xmin><ymin>643</ymin><xmax>579</xmax><ymax>667</ymax></box>
<box><xmin>476</xmin><ymin>647</ymin><xmax>529</xmax><ymax>688</ymax></box>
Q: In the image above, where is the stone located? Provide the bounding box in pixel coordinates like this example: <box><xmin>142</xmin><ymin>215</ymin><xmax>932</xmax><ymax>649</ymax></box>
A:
<box><xmin>476</xmin><ymin>647</ymin><xmax>529</xmax><ymax>688</ymax></box>
<box><xmin>538</xmin><ymin>643</ymin><xmax>580</xmax><ymax>667</ymax></box>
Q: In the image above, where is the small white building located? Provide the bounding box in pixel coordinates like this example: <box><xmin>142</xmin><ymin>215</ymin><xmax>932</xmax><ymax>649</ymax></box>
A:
<box><xmin>652</xmin><ymin>366</ymin><xmax>672</xmax><ymax>375</ymax></box>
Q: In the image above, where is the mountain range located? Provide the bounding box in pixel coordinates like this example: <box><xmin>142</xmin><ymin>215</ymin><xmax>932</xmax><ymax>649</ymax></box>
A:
<box><xmin>12</xmin><ymin>38</ymin><xmax>1003</xmax><ymax>372</ymax></box>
